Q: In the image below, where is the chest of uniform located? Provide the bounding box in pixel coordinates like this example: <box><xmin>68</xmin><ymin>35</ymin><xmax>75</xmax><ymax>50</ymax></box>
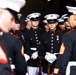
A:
<box><xmin>43</xmin><ymin>33</ymin><xmax>60</xmax><ymax>45</ymax></box>
<box><xmin>28</xmin><ymin>30</ymin><xmax>41</xmax><ymax>42</ymax></box>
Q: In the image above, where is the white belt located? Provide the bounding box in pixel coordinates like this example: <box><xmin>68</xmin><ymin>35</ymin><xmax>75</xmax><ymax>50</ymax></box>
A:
<box><xmin>54</xmin><ymin>53</ymin><xmax>59</xmax><ymax>55</ymax></box>
<box><xmin>66</xmin><ymin>61</ymin><xmax>76</xmax><ymax>75</ymax></box>
<box><xmin>10</xmin><ymin>64</ymin><xmax>15</xmax><ymax>69</ymax></box>
<box><xmin>30</xmin><ymin>48</ymin><xmax>37</xmax><ymax>51</ymax></box>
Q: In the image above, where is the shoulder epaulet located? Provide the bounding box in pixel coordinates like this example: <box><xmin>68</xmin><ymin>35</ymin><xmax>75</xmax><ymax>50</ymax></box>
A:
<box><xmin>66</xmin><ymin>28</ymin><xmax>74</xmax><ymax>34</ymax></box>
<box><xmin>9</xmin><ymin>32</ymin><xmax>18</xmax><ymax>38</ymax></box>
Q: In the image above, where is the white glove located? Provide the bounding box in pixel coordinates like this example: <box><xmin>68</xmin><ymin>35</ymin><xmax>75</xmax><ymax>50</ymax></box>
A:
<box><xmin>31</xmin><ymin>51</ymin><xmax>38</xmax><ymax>59</ymax></box>
<box><xmin>45</xmin><ymin>52</ymin><xmax>57</xmax><ymax>63</ymax></box>
<box><xmin>24</xmin><ymin>54</ymin><xmax>30</xmax><ymax>62</ymax></box>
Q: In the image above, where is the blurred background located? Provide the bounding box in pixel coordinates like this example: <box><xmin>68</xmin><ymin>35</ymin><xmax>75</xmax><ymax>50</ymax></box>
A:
<box><xmin>20</xmin><ymin>0</ymin><xmax>76</xmax><ymax>29</ymax></box>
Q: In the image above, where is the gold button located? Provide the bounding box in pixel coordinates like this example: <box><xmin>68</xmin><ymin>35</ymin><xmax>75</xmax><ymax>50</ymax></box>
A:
<box><xmin>51</xmin><ymin>50</ymin><xmax>53</xmax><ymax>53</ymax></box>
<box><xmin>36</xmin><ymin>40</ymin><xmax>38</xmax><ymax>42</ymax></box>
<box><xmin>35</xmin><ymin>34</ymin><xmax>37</xmax><ymax>36</ymax></box>
<box><xmin>51</xmin><ymin>37</ymin><xmax>53</xmax><ymax>39</ymax></box>
<box><xmin>35</xmin><ymin>31</ymin><xmax>37</xmax><ymax>33</ymax></box>
<box><xmin>51</xmin><ymin>46</ymin><xmax>53</xmax><ymax>49</ymax></box>
<box><xmin>51</xmin><ymin>40</ymin><xmax>53</xmax><ymax>42</ymax></box>
<box><xmin>51</xmin><ymin>34</ymin><xmax>54</xmax><ymax>36</ymax></box>
<box><xmin>36</xmin><ymin>37</ymin><xmax>38</xmax><ymax>39</ymax></box>
<box><xmin>51</xmin><ymin>43</ymin><xmax>53</xmax><ymax>45</ymax></box>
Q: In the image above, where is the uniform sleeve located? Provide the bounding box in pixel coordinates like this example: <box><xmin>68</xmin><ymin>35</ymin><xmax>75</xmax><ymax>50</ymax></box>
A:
<box><xmin>14</xmin><ymin>39</ymin><xmax>26</xmax><ymax>75</ymax></box>
<box><xmin>54</xmin><ymin>34</ymin><xmax>73</xmax><ymax>75</ymax></box>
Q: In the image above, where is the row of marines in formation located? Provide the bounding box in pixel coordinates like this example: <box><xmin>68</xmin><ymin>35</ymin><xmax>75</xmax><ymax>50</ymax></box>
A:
<box><xmin>10</xmin><ymin>7</ymin><xmax>73</xmax><ymax>75</ymax></box>
<box><xmin>0</xmin><ymin>0</ymin><xmax>76</xmax><ymax>75</ymax></box>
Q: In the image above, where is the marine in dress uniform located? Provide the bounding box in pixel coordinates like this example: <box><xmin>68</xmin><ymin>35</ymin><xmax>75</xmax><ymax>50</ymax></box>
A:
<box><xmin>0</xmin><ymin>0</ymin><xmax>26</xmax><ymax>75</ymax></box>
<box><xmin>22</xmin><ymin>14</ymin><xmax>32</xmax><ymax>45</ymax></box>
<box><xmin>39</xmin><ymin>14</ymin><xmax>63</xmax><ymax>75</ymax></box>
<box><xmin>24</xmin><ymin>12</ymin><xmax>44</xmax><ymax>75</ymax></box>
<box><xmin>10</xmin><ymin>8</ymin><xmax>29</xmax><ymax>75</ymax></box>
<box><xmin>54</xmin><ymin>6</ymin><xmax>76</xmax><ymax>75</ymax></box>
<box><xmin>23</xmin><ymin>13</ymin><xmax>36</xmax><ymax>63</ymax></box>
<box><xmin>10</xmin><ymin>13</ymin><xmax>25</xmax><ymax>45</ymax></box>
<box><xmin>21</xmin><ymin>14</ymin><xmax>32</xmax><ymax>47</ymax></box>
<box><xmin>2</xmin><ymin>32</ymin><xmax>27</xmax><ymax>75</ymax></box>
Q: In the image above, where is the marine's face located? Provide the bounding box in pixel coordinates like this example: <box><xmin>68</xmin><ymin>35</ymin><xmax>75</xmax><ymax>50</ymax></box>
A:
<box><xmin>68</xmin><ymin>14</ymin><xmax>76</xmax><ymax>28</ymax></box>
<box><xmin>31</xmin><ymin>20</ymin><xmax>39</xmax><ymax>27</ymax></box>
<box><xmin>44</xmin><ymin>24</ymin><xmax>49</xmax><ymax>30</ymax></box>
<box><xmin>0</xmin><ymin>9</ymin><xmax>15</xmax><ymax>32</ymax></box>
<box><xmin>48</xmin><ymin>22</ymin><xmax>58</xmax><ymax>30</ymax></box>
<box><xmin>64</xmin><ymin>21</ymin><xmax>70</xmax><ymax>27</ymax></box>
<box><xmin>59</xmin><ymin>24</ymin><xmax>66</xmax><ymax>30</ymax></box>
